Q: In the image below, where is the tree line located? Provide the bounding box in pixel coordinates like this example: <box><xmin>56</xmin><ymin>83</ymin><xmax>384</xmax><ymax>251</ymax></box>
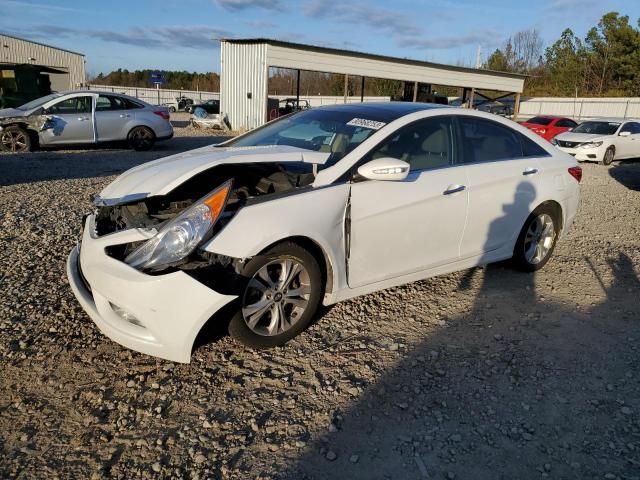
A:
<box><xmin>486</xmin><ymin>11</ymin><xmax>640</xmax><ymax>96</ymax></box>
<box><xmin>91</xmin><ymin>69</ymin><xmax>220</xmax><ymax>92</ymax></box>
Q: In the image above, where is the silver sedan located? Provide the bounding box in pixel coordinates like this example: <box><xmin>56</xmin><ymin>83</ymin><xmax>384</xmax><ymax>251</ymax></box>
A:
<box><xmin>0</xmin><ymin>90</ymin><xmax>173</xmax><ymax>152</ymax></box>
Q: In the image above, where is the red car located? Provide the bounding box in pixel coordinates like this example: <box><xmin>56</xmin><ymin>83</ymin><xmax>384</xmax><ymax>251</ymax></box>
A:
<box><xmin>521</xmin><ymin>116</ymin><xmax>578</xmax><ymax>142</ymax></box>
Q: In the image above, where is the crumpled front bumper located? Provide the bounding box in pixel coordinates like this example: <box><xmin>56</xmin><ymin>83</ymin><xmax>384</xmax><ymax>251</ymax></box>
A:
<box><xmin>66</xmin><ymin>215</ymin><xmax>237</xmax><ymax>363</ymax></box>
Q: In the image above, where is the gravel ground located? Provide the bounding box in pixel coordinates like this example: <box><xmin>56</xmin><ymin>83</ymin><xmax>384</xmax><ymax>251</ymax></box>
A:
<box><xmin>1</xmin><ymin>119</ymin><xmax>639</xmax><ymax>480</ymax></box>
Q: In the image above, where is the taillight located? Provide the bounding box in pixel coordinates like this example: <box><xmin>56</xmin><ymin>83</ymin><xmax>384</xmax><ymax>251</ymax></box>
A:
<box><xmin>539</xmin><ymin>129</ymin><xmax>546</xmax><ymax>134</ymax></box>
<box><xmin>153</xmin><ymin>110</ymin><xmax>170</xmax><ymax>120</ymax></box>
<box><xmin>568</xmin><ymin>166</ymin><xmax>582</xmax><ymax>182</ymax></box>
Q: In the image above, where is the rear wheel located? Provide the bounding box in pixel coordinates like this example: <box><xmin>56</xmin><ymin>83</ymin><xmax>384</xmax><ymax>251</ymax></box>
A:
<box><xmin>128</xmin><ymin>126</ymin><xmax>155</xmax><ymax>151</ymax></box>
<box><xmin>0</xmin><ymin>126</ymin><xmax>31</xmax><ymax>152</ymax></box>
<box><xmin>228</xmin><ymin>243</ymin><xmax>323</xmax><ymax>348</ymax></box>
<box><xmin>168</xmin><ymin>106</ymin><xmax>176</xmax><ymax>113</ymax></box>
<box><xmin>602</xmin><ymin>146</ymin><xmax>615</xmax><ymax>166</ymax></box>
<box><xmin>512</xmin><ymin>205</ymin><xmax>559</xmax><ymax>272</ymax></box>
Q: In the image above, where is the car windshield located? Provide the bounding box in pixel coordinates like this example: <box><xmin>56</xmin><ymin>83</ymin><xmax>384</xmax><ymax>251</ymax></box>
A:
<box><xmin>572</xmin><ymin>121</ymin><xmax>620</xmax><ymax>135</ymax></box>
<box><xmin>527</xmin><ymin>116</ymin><xmax>553</xmax><ymax>126</ymax></box>
<box><xmin>225</xmin><ymin>108</ymin><xmax>384</xmax><ymax>169</ymax></box>
<box><xmin>17</xmin><ymin>93</ymin><xmax>64</xmax><ymax>111</ymax></box>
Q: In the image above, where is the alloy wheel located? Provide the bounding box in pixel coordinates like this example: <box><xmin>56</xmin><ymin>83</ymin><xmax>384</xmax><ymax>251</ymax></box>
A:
<box><xmin>523</xmin><ymin>213</ymin><xmax>555</xmax><ymax>264</ymax></box>
<box><xmin>241</xmin><ymin>259</ymin><xmax>311</xmax><ymax>336</ymax></box>
<box><xmin>131</xmin><ymin>128</ymin><xmax>153</xmax><ymax>149</ymax></box>
<box><xmin>1</xmin><ymin>130</ymin><xmax>28</xmax><ymax>152</ymax></box>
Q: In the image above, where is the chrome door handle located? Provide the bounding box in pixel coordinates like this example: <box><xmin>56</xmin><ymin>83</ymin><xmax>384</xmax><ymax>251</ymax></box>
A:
<box><xmin>119</xmin><ymin>114</ymin><xmax>131</xmax><ymax>118</ymax></box>
<box><xmin>522</xmin><ymin>168</ymin><xmax>538</xmax><ymax>175</ymax></box>
<box><xmin>443</xmin><ymin>185</ymin><xmax>466</xmax><ymax>195</ymax></box>
<box><xmin>77</xmin><ymin>117</ymin><xmax>90</xmax><ymax>121</ymax></box>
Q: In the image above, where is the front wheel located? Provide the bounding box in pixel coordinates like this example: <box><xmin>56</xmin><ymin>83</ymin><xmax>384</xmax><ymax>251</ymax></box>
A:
<box><xmin>602</xmin><ymin>146</ymin><xmax>615</xmax><ymax>166</ymax></box>
<box><xmin>228</xmin><ymin>243</ymin><xmax>323</xmax><ymax>349</ymax></box>
<box><xmin>512</xmin><ymin>205</ymin><xmax>559</xmax><ymax>272</ymax></box>
<box><xmin>0</xmin><ymin>126</ymin><xmax>32</xmax><ymax>152</ymax></box>
<box><xmin>168</xmin><ymin>106</ymin><xmax>176</xmax><ymax>113</ymax></box>
<box><xmin>128</xmin><ymin>126</ymin><xmax>155</xmax><ymax>151</ymax></box>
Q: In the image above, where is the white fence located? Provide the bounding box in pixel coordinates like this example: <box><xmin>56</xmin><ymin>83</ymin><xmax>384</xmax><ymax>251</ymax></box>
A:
<box><xmin>86</xmin><ymin>84</ymin><xmax>219</xmax><ymax>107</ymax></box>
<box><xmin>518</xmin><ymin>97</ymin><xmax>640</xmax><ymax>121</ymax></box>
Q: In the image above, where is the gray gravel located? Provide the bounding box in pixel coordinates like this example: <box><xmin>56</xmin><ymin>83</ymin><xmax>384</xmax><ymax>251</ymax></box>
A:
<box><xmin>1</xmin><ymin>121</ymin><xmax>639</xmax><ymax>480</ymax></box>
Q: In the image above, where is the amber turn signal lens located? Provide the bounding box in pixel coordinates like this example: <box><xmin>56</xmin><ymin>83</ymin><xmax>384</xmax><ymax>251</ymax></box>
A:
<box><xmin>203</xmin><ymin>181</ymin><xmax>232</xmax><ymax>221</ymax></box>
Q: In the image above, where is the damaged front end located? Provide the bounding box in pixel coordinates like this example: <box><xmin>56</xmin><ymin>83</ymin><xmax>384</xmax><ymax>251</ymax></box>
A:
<box><xmin>94</xmin><ymin>162</ymin><xmax>315</xmax><ymax>291</ymax></box>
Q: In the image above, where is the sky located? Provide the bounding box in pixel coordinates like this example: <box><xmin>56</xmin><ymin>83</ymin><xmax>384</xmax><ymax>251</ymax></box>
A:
<box><xmin>1</xmin><ymin>0</ymin><xmax>639</xmax><ymax>76</ymax></box>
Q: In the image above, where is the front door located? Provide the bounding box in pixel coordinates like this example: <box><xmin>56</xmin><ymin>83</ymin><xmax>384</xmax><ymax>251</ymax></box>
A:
<box><xmin>39</xmin><ymin>95</ymin><xmax>94</xmax><ymax>145</ymax></box>
<box><xmin>348</xmin><ymin>116</ymin><xmax>468</xmax><ymax>288</ymax></box>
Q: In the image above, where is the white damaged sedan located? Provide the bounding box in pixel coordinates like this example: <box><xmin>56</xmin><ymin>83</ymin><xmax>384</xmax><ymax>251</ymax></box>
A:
<box><xmin>67</xmin><ymin>103</ymin><xmax>581</xmax><ymax>362</ymax></box>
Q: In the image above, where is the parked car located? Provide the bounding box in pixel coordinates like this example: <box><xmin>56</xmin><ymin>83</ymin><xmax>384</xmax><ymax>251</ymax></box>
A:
<box><xmin>67</xmin><ymin>102</ymin><xmax>581</xmax><ymax>363</ymax></box>
<box><xmin>0</xmin><ymin>91</ymin><xmax>173</xmax><ymax>152</ymax></box>
<box><xmin>164</xmin><ymin>95</ymin><xmax>193</xmax><ymax>113</ymax></box>
<box><xmin>477</xmin><ymin>102</ymin><xmax>513</xmax><ymax>118</ymax></box>
<box><xmin>552</xmin><ymin>118</ymin><xmax>640</xmax><ymax>165</ymax></box>
<box><xmin>278</xmin><ymin>98</ymin><xmax>310</xmax><ymax>116</ymax></box>
<box><xmin>521</xmin><ymin>115</ymin><xmax>578</xmax><ymax>142</ymax></box>
<box><xmin>186</xmin><ymin>99</ymin><xmax>219</xmax><ymax>114</ymax></box>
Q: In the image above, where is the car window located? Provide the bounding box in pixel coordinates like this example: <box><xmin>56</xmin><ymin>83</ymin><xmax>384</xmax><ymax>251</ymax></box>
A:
<box><xmin>47</xmin><ymin>96</ymin><xmax>92</xmax><ymax>114</ymax></box>
<box><xmin>573</xmin><ymin>121</ymin><xmax>620</xmax><ymax>135</ymax></box>
<box><xmin>457</xmin><ymin>116</ymin><xmax>523</xmax><ymax>163</ymax></box>
<box><xmin>368</xmin><ymin>116</ymin><xmax>454</xmax><ymax>171</ymax></box>
<box><xmin>96</xmin><ymin>95</ymin><xmax>127</xmax><ymax>111</ymax></box>
<box><xmin>556</xmin><ymin>118</ymin><xmax>576</xmax><ymax>128</ymax></box>
<box><xmin>526</xmin><ymin>116</ymin><xmax>553</xmax><ymax>126</ymax></box>
<box><xmin>621</xmin><ymin>122</ymin><xmax>640</xmax><ymax>134</ymax></box>
<box><xmin>123</xmin><ymin>97</ymin><xmax>144</xmax><ymax>109</ymax></box>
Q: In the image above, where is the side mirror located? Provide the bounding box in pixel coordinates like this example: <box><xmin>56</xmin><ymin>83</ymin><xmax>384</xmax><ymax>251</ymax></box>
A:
<box><xmin>357</xmin><ymin>157</ymin><xmax>410</xmax><ymax>181</ymax></box>
<box><xmin>619</xmin><ymin>131</ymin><xmax>631</xmax><ymax>137</ymax></box>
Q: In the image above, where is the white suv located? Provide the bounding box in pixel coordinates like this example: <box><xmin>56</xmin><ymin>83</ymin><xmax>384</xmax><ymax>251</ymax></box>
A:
<box><xmin>552</xmin><ymin>118</ymin><xmax>640</xmax><ymax>165</ymax></box>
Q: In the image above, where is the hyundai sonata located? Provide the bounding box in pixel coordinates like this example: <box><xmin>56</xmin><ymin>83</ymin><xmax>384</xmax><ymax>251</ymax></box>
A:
<box><xmin>67</xmin><ymin>103</ymin><xmax>581</xmax><ymax>362</ymax></box>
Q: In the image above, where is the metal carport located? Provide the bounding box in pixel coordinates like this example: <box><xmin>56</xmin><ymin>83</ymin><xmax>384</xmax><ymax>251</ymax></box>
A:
<box><xmin>220</xmin><ymin>38</ymin><xmax>526</xmax><ymax>130</ymax></box>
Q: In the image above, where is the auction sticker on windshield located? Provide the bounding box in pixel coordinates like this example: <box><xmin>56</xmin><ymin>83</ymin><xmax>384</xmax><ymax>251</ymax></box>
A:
<box><xmin>346</xmin><ymin>118</ymin><xmax>386</xmax><ymax>130</ymax></box>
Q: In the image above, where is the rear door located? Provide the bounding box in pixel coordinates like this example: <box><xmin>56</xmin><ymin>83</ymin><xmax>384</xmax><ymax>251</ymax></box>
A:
<box><xmin>617</xmin><ymin>122</ymin><xmax>640</xmax><ymax>158</ymax></box>
<box><xmin>348</xmin><ymin>115</ymin><xmax>469</xmax><ymax>288</ymax></box>
<box><xmin>95</xmin><ymin>94</ymin><xmax>130</xmax><ymax>142</ymax></box>
<box><xmin>39</xmin><ymin>95</ymin><xmax>94</xmax><ymax>145</ymax></box>
<box><xmin>456</xmin><ymin>116</ymin><xmax>545</xmax><ymax>261</ymax></box>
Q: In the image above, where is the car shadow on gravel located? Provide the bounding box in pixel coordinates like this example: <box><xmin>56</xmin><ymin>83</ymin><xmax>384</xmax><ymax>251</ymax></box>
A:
<box><xmin>280</xmin><ymin>252</ymin><xmax>640</xmax><ymax>480</ymax></box>
<box><xmin>0</xmin><ymin>136</ymin><xmax>231</xmax><ymax>187</ymax></box>
<box><xmin>279</xmin><ymin>187</ymin><xmax>640</xmax><ymax>480</ymax></box>
<box><xmin>609</xmin><ymin>159</ymin><xmax>640</xmax><ymax>191</ymax></box>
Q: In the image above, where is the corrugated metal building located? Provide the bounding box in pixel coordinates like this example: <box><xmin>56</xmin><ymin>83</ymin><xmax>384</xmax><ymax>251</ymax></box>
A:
<box><xmin>0</xmin><ymin>33</ymin><xmax>85</xmax><ymax>90</ymax></box>
<box><xmin>221</xmin><ymin>38</ymin><xmax>526</xmax><ymax>130</ymax></box>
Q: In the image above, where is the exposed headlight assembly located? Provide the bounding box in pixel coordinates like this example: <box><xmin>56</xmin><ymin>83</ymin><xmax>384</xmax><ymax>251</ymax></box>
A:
<box><xmin>550</xmin><ymin>137</ymin><xmax>558</xmax><ymax>145</ymax></box>
<box><xmin>125</xmin><ymin>180</ymin><xmax>232</xmax><ymax>270</ymax></box>
<box><xmin>579</xmin><ymin>141</ymin><xmax>603</xmax><ymax>148</ymax></box>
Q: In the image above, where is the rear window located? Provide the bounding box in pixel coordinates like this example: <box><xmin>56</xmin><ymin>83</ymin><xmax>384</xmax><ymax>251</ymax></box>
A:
<box><xmin>526</xmin><ymin>116</ymin><xmax>553</xmax><ymax>126</ymax></box>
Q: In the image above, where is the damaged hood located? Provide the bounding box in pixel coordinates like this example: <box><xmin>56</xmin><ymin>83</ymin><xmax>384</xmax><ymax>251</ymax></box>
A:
<box><xmin>0</xmin><ymin>108</ymin><xmax>30</xmax><ymax>120</ymax></box>
<box><xmin>98</xmin><ymin>144</ymin><xmax>330</xmax><ymax>205</ymax></box>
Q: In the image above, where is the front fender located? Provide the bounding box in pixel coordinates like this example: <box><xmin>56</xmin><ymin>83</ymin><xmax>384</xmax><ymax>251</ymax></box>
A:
<box><xmin>203</xmin><ymin>183</ymin><xmax>351</xmax><ymax>297</ymax></box>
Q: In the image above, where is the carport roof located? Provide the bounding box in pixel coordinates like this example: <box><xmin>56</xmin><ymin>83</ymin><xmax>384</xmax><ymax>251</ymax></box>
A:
<box><xmin>221</xmin><ymin>38</ymin><xmax>527</xmax><ymax>83</ymax></box>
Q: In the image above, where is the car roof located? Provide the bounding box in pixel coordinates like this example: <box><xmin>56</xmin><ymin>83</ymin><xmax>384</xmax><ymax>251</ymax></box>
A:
<box><xmin>314</xmin><ymin>101</ymin><xmax>449</xmax><ymax>122</ymax></box>
<box><xmin>583</xmin><ymin>117</ymin><xmax>627</xmax><ymax>123</ymax></box>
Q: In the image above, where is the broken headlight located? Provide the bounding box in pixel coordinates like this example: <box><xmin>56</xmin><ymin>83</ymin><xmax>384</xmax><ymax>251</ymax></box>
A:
<box><xmin>125</xmin><ymin>180</ymin><xmax>232</xmax><ymax>271</ymax></box>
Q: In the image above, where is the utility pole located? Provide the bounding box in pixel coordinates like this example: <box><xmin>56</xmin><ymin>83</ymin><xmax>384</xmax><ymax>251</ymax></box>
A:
<box><xmin>475</xmin><ymin>45</ymin><xmax>481</xmax><ymax>69</ymax></box>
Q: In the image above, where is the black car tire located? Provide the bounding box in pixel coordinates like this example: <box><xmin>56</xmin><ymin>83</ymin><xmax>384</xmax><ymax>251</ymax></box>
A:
<box><xmin>168</xmin><ymin>106</ymin><xmax>176</xmax><ymax>113</ymax></box>
<box><xmin>512</xmin><ymin>204</ymin><xmax>560</xmax><ymax>272</ymax></box>
<box><xmin>228</xmin><ymin>242</ymin><xmax>323</xmax><ymax>349</ymax></box>
<box><xmin>128</xmin><ymin>126</ymin><xmax>155</xmax><ymax>151</ymax></box>
<box><xmin>602</xmin><ymin>146</ymin><xmax>615</xmax><ymax>166</ymax></box>
<box><xmin>0</xmin><ymin>126</ymin><xmax>32</xmax><ymax>153</ymax></box>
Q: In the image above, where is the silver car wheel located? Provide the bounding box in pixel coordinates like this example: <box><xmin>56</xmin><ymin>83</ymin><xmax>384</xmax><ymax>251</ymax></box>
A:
<box><xmin>1</xmin><ymin>130</ymin><xmax>28</xmax><ymax>152</ymax></box>
<box><xmin>524</xmin><ymin>213</ymin><xmax>555</xmax><ymax>264</ymax></box>
<box><xmin>242</xmin><ymin>258</ymin><xmax>311</xmax><ymax>337</ymax></box>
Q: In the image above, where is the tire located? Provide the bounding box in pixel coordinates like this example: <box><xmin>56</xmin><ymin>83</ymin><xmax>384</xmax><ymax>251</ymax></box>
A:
<box><xmin>512</xmin><ymin>204</ymin><xmax>560</xmax><ymax>272</ymax></box>
<box><xmin>168</xmin><ymin>106</ymin><xmax>176</xmax><ymax>113</ymax></box>
<box><xmin>228</xmin><ymin>242</ymin><xmax>323</xmax><ymax>349</ymax></box>
<box><xmin>0</xmin><ymin>126</ymin><xmax>32</xmax><ymax>153</ymax></box>
<box><xmin>602</xmin><ymin>146</ymin><xmax>615</xmax><ymax>166</ymax></box>
<box><xmin>128</xmin><ymin>126</ymin><xmax>155</xmax><ymax>151</ymax></box>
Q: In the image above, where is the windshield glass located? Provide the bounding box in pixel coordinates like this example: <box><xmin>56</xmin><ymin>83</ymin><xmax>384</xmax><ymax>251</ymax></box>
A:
<box><xmin>225</xmin><ymin>108</ymin><xmax>385</xmax><ymax>169</ymax></box>
<box><xmin>527</xmin><ymin>116</ymin><xmax>553</xmax><ymax>126</ymax></box>
<box><xmin>572</xmin><ymin>121</ymin><xmax>620</xmax><ymax>135</ymax></box>
<box><xmin>17</xmin><ymin>93</ymin><xmax>64</xmax><ymax>111</ymax></box>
